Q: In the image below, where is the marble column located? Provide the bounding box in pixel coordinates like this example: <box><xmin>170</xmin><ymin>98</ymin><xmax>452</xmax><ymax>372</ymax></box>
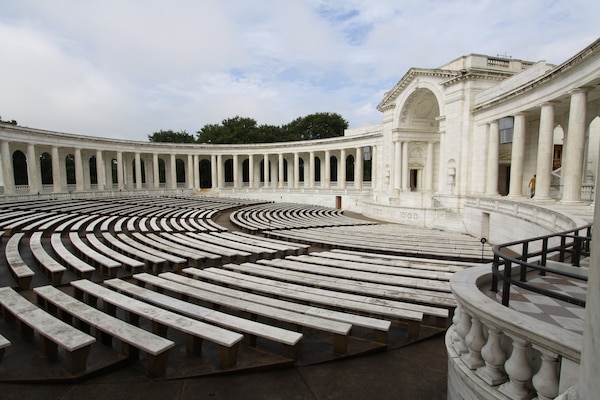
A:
<box><xmin>294</xmin><ymin>152</ymin><xmax>300</xmax><ymax>188</ymax></box>
<box><xmin>508</xmin><ymin>113</ymin><xmax>526</xmax><ymax>198</ymax></box>
<box><xmin>278</xmin><ymin>153</ymin><xmax>284</xmax><ymax>188</ymax></box>
<box><xmin>577</xmin><ymin>143</ymin><xmax>600</xmax><ymax>398</ymax></box>
<box><xmin>193</xmin><ymin>154</ymin><xmax>200</xmax><ymax>189</ymax></box>
<box><xmin>394</xmin><ymin>141</ymin><xmax>401</xmax><ymax>190</ymax></box>
<box><xmin>27</xmin><ymin>143</ymin><xmax>39</xmax><ymax>193</ymax></box>
<box><xmin>355</xmin><ymin>147</ymin><xmax>363</xmax><ymax>190</ymax></box>
<box><xmin>187</xmin><ymin>154</ymin><xmax>194</xmax><ymax>189</ymax></box>
<box><xmin>309</xmin><ymin>151</ymin><xmax>315</xmax><ymax>188</ymax></box>
<box><xmin>74</xmin><ymin>148</ymin><xmax>84</xmax><ymax>192</ymax></box>
<box><xmin>535</xmin><ymin>102</ymin><xmax>556</xmax><ymax>200</ymax></box>
<box><xmin>248</xmin><ymin>154</ymin><xmax>255</xmax><ymax>188</ymax></box>
<box><xmin>263</xmin><ymin>154</ymin><xmax>269</xmax><ymax>188</ymax></box>
<box><xmin>117</xmin><ymin>151</ymin><xmax>124</xmax><ymax>190</ymax></box>
<box><xmin>339</xmin><ymin>149</ymin><xmax>346</xmax><ymax>189</ymax></box>
<box><xmin>210</xmin><ymin>154</ymin><xmax>217</xmax><ymax>189</ymax></box>
<box><xmin>216</xmin><ymin>154</ymin><xmax>224</xmax><ymax>189</ymax></box>
<box><xmin>52</xmin><ymin>146</ymin><xmax>61</xmax><ymax>192</ymax></box>
<box><xmin>152</xmin><ymin>153</ymin><xmax>159</xmax><ymax>189</ymax></box>
<box><xmin>169</xmin><ymin>154</ymin><xmax>177</xmax><ymax>190</ymax></box>
<box><xmin>96</xmin><ymin>150</ymin><xmax>105</xmax><ymax>191</ymax></box>
<box><xmin>561</xmin><ymin>88</ymin><xmax>588</xmax><ymax>203</ymax></box>
<box><xmin>135</xmin><ymin>152</ymin><xmax>142</xmax><ymax>190</ymax></box>
<box><xmin>1</xmin><ymin>141</ymin><xmax>14</xmax><ymax>194</ymax></box>
<box><xmin>233</xmin><ymin>154</ymin><xmax>239</xmax><ymax>189</ymax></box>
<box><xmin>425</xmin><ymin>142</ymin><xmax>434</xmax><ymax>191</ymax></box>
<box><xmin>324</xmin><ymin>150</ymin><xmax>331</xmax><ymax>189</ymax></box>
<box><xmin>486</xmin><ymin>121</ymin><xmax>500</xmax><ymax>195</ymax></box>
<box><xmin>401</xmin><ymin>141</ymin><xmax>409</xmax><ymax>191</ymax></box>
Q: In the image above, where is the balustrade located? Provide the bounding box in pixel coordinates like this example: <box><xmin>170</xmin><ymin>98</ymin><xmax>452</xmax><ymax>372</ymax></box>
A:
<box><xmin>447</xmin><ymin>265</ymin><xmax>581</xmax><ymax>400</ymax></box>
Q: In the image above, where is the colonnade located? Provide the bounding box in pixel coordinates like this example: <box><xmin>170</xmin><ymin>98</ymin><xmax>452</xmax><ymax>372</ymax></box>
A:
<box><xmin>391</xmin><ymin>140</ymin><xmax>437</xmax><ymax>192</ymax></box>
<box><xmin>483</xmin><ymin>87</ymin><xmax>591</xmax><ymax>203</ymax></box>
<box><xmin>0</xmin><ymin>140</ymin><xmax>373</xmax><ymax>195</ymax></box>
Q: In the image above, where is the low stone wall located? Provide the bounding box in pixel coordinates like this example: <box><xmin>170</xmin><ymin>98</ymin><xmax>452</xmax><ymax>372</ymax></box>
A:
<box><xmin>447</xmin><ymin>265</ymin><xmax>581</xmax><ymax>400</ymax></box>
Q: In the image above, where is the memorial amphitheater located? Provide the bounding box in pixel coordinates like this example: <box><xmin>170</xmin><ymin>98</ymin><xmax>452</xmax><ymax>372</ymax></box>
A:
<box><xmin>0</xmin><ymin>37</ymin><xmax>599</xmax><ymax>399</ymax></box>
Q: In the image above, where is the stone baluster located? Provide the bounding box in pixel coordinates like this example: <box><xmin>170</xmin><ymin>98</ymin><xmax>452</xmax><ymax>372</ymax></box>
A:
<box><xmin>531</xmin><ymin>346</ymin><xmax>559</xmax><ymax>400</ymax></box>
<box><xmin>499</xmin><ymin>334</ymin><xmax>534</xmax><ymax>399</ymax></box>
<box><xmin>450</xmin><ymin>304</ymin><xmax>462</xmax><ymax>351</ymax></box>
<box><xmin>453</xmin><ymin>305</ymin><xmax>471</xmax><ymax>355</ymax></box>
<box><xmin>463</xmin><ymin>316</ymin><xmax>485</xmax><ymax>369</ymax></box>
<box><xmin>476</xmin><ymin>324</ymin><xmax>507</xmax><ymax>385</ymax></box>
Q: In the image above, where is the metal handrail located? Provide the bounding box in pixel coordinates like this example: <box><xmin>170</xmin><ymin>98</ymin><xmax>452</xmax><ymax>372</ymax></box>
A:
<box><xmin>491</xmin><ymin>224</ymin><xmax>591</xmax><ymax>307</ymax></box>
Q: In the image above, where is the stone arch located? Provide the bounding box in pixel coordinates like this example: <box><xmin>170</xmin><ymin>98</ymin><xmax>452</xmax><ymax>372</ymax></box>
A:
<box><xmin>224</xmin><ymin>158</ymin><xmax>234</xmax><ymax>184</ymax></box>
<box><xmin>314</xmin><ymin>157</ymin><xmax>321</xmax><ymax>183</ymax></box>
<box><xmin>13</xmin><ymin>150</ymin><xmax>27</xmax><ymax>186</ymax></box>
<box><xmin>346</xmin><ymin>154</ymin><xmax>355</xmax><ymax>182</ymax></box>
<box><xmin>330</xmin><ymin>155</ymin><xmax>338</xmax><ymax>182</ymax></box>
<box><xmin>88</xmin><ymin>155</ymin><xmax>97</xmax><ymax>185</ymax></box>
<box><xmin>65</xmin><ymin>154</ymin><xmax>76</xmax><ymax>185</ymax></box>
<box><xmin>40</xmin><ymin>152</ymin><xmax>53</xmax><ymax>185</ymax></box>
<box><xmin>242</xmin><ymin>158</ymin><xmax>250</xmax><ymax>185</ymax></box>
<box><xmin>199</xmin><ymin>158</ymin><xmax>211</xmax><ymax>188</ymax></box>
<box><xmin>176</xmin><ymin>158</ymin><xmax>185</xmax><ymax>185</ymax></box>
<box><xmin>397</xmin><ymin>88</ymin><xmax>441</xmax><ymax>131</ymax></box>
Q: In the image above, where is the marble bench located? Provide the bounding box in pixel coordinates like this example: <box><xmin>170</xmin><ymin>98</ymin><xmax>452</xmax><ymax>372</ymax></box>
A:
<box><xmin>0</xmin><ymin>332</ymin><xmax>10</xmax><ymax>364</ymax></box>
<box><xmin>5</xmin><ymin>233</ymin><xmax>35</xmax><ymax>289</ymax></box>
<box><xmin>85</xmin><ymin>233</ymin><xmax>145</xmax><ymax>273</ymax></box>
<box><xmin>71</xmin><ymin>279</ymin><xmax>244</xmax><ymax>369</ymax></box>
<box><xmin>69</xmin><ymin>231</ymin><xmax>122</xmax><ymax>277</ymax></box>
<box><xmin>188</xmin><ymin>266</ymin><xmax>425</xmax><ymax>338</ymax></box>
<box><xmin>140</xmin><ymin>272</ymin><xmax>354</xmax><ymax>354</ymax></box>
<box><xmin>50</xmin><ymin>233</ymin><xmax>96</xmax><ymax>279</ymax></box>
<box><xmin>116</xmin><ymin>233</ymin><xmax>186</xmax><ymax>270</ymax></box>
<box><xmin>100</xmin><ymin>232</ymin><xmax>167</xmax><ymax>273</ymax></box>
<box><xmin>29</xmin><ymin>231</ymin><xmax>67</xmax><ymax>284</ymax></box>
<box><xmin>104</xmin><ymin>278</ymin><xmax>303</xmax><ymax>359</ymax></box>
<box><xmin>0</xmin><ymin>287</ymin><xmax>95</xmax><ymax>374</ymax></box>
<box><xmin>33</xmin><ymin>285</ymin><xmax>175</xmax><ymax>377</ymax></box>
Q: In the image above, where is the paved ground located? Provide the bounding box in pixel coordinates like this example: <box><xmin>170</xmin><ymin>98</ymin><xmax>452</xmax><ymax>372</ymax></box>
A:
<box><xmin>0</xmin><ymin>332</ymin><xmax>448</xmax><ymax>400</ymax></box>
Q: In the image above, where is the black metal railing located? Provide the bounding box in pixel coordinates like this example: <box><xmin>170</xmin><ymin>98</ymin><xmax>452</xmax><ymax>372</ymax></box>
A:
<box><xmin>491</xmin><ymin>224</ymin><xmax>591</xmax><ymax>307</ymax></box>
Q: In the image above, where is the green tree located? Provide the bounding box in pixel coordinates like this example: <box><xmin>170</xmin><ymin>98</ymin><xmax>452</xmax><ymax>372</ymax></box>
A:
<box><xmin>148</xmin><ymin>129</ymin><xmax>195</xmax><ymax>143</ymax></box>
<box><xmin>283</xmin><ymin>112</ymin><xmax>348</xmax><ymax>141</ymax></box>
<box><xmin>197</xmin><ymin>116</ymin><xmax>261</xmax><ymax>144</ymax></box>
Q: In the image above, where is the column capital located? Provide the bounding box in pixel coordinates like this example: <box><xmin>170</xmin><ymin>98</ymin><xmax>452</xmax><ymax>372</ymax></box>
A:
<box><xmin>569</xmin><ymin>86</ymin><xmax>592</xmax><ymax>95</ymax></box>
<box><xmin>539</xmin><ymin>100</ymin><xmax>560</xmax><ymax>108</ymax></box>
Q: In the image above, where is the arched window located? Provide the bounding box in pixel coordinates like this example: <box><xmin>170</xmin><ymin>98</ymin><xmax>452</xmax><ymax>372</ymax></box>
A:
<box><xmin>199</xmin><ymin>159</ymin><xmax>211</xmax><ymax>188</ymax></box>
<box><xmin>40</xmin><ymin>152</ymin><xmax>53</xmax><ymax>185</ymax></box>
<box><xmin>13</xmin><ymin>150</ymin><xmax>28</xmax><ymax>186</ymax></box>
<box><xmin>65</xmin><ymin>154</ymin><xmax>76</xmax><ymax>185</ymax></box>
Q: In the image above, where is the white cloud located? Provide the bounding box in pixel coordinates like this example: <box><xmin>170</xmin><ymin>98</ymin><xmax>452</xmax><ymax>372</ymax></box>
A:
<box><xmin>0</xmin><ymin>0</ymin><xmax>598</xmax><ymax>141</ymax></box>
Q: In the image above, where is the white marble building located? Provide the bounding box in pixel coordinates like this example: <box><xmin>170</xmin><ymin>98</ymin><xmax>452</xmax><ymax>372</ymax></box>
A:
<box><xmin>1</xmin><ymin>37</ymin><xmax>600</xmax><ymax>399</ymax></box>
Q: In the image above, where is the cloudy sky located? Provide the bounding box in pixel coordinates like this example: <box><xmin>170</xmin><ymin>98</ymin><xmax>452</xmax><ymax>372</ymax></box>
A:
<box><xmin>1</xmin><ymin>1</ymin><xmax>598</xmax><ymax>142</ymax></box>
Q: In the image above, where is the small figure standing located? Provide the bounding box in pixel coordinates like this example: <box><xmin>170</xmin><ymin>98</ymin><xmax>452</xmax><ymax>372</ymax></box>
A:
<box><xmin>528</xmin><ymin>174</ymin><xmax>536</xmax><ymax>198</ymax></box>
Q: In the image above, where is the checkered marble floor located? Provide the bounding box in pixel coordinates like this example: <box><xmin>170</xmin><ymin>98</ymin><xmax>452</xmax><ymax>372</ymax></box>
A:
<box><xmin>496</xmin><ymin>273</ymin><xmax>587</xmax><ymax>335</ymax></box>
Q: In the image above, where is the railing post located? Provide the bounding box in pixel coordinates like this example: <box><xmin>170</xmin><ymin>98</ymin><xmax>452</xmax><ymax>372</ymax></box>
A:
<box><xmin>491</xmin><ymin>253</ymin><xmax>499</xmax><ymax>292</ymax></box>
<box><xmin>501</xmin><ymin>260</ymin><xmax>512</xmax><ymax>306</ymax></box>
<box><xmin>559</xmin><ymin>235</ymin><xmax>566</xmax><ymax>262</ymax></box>
<box><xmin>540</xmin><ymin>238</ymin><xmax>548</xmax><ymax>276</ymax></box>
<box><xmin>572</xmin><ymin>235</ymin><xmax>581</xmax><ymax>267</ymax></box>
<box><xmin>520</xmin><ymin>241</ymin><xmax>529</xmax><ymax>282</ymax></box>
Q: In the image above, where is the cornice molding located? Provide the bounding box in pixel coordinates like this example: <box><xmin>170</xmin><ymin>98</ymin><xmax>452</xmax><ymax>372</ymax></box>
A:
<box><xmin>377</xmin><ymin>68</ymin><xmax>457</xmax><ymax>112</ymax></box>
<box><xmin>473</xmin><ymin>37</ymin><xmax>600</xmax><ymax>112</ymax></box>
